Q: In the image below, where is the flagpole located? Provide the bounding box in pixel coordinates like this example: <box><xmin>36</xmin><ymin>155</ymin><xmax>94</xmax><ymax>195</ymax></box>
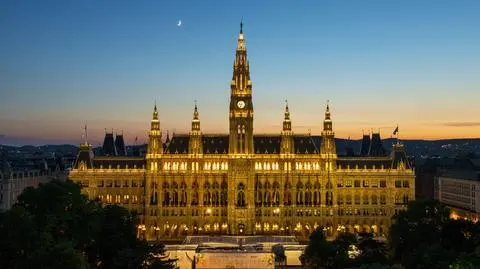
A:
<box><xmin>396</xmin><ymin>124</ymin><xmax>399</xmax><ymax>145</ymax></box>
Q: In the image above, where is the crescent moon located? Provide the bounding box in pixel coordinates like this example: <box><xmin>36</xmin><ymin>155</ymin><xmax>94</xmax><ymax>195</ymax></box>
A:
<box><xmin>177</xmin><ymin>20</ymin><xmax>182</xmax><ymax>27</ymax></box>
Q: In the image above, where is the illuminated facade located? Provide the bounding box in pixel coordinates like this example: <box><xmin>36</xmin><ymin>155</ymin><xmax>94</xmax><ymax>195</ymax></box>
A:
<box><xmin>69</xmin><ymin>23</ymin><xmax>415</xmax><ymax>240</ymax></box>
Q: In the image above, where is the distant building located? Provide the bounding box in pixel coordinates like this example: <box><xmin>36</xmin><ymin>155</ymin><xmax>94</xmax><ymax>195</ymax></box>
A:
<box><xmin>0</xmin><ymin>170</ymin><xmax>51</xmax><ymax>211</ymax></box>
<box><xmin>435</xmin><ymin>168</ymin><xmax>480</xmax><ymax>222</ymax></box>
<box><xmin>69</xmin><ymin>23</ymin><xmax>415</xmax><ymax>241</ymax></box>
<box><xmin>0</xmin><ymin>150</ymin><xmax>64</xmax><ymax>211</ymax></box>
<box><xmin>416</xmin><ymin>157</ymin><xmax>480</xmax><ymax>200</ymax></box>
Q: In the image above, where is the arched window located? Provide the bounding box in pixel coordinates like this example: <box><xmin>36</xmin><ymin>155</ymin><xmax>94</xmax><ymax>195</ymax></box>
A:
<box><xmin>264</xmin><ymin>191</ymin><xmax>271</xmax><ymax>206</ymax></box>
<box><xmin>273</xmin><ymin>190</ymin><xmax>280</xmax><ymax>206</ymax></box>
<box><xmin>305</xmin><ymin>190</ymin><xmax>312</xmax><ymax>206</ymax></box>
<box><xmin>173</xmin><ymin>191</ymin><xmax>178</xmax><ymax>206</ymax></box>
<box><xmin>296</xmin><ymin>181</ymin><xmax>304</xmax><ymax>205</ymax></box>
<box><xmin>163</xmin><ymin>191</ymin><xmax>170</xmax><ymax>206</ymax></box>
<box><xmin>313</xmin><ymin>191</ymin><xmax>320</xmax><ymax>205</ymax></box>
<box><xmin>221</xmin><ymin>178</ymin><xmax>228</xmax><ymax>206</ymax></box>
<box><xmin>326</xmin><ymin>191</ymin><xmax>333</xmax><ymax>206</ymax></box>
<box><xmin>191</xmin><ymin>191</ymin><xmax>199</xmax><ymax>206</ymax></box>
<box><xmin>237</xmin><ymin>183</ymin><xmax>246</xmax><ymax>207</ymax></box>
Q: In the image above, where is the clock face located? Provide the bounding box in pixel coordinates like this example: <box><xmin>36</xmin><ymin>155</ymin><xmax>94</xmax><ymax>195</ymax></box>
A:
<box><xmin>237</xmin><ymin>100</ymin><xmax>245</xmax><ymax>109</ymax></box>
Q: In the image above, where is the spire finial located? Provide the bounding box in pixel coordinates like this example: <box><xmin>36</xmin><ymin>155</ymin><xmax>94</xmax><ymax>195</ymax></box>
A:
<box><xmin>152</xmin><ymin>100</ymin><xmax>159</xmax><ymax>120</ymax></box>
<box><xmin>193</xmin><ymin>100</ymin><xmax>199</xmax><ymax>120</ymax></box>
<box><xmin>82</xmin><ymin>123</ymin><xmax>88</xmax><ymax>144</ymax></box>
<box><xmin>240</xmin><ymin>19</ymin><xmax>243</xmax><ymax>34</ymax></box>
<box><xmin>325</xmin><ymin>100</ymin><xmax>331</xmax><ymax>120</ymax></box>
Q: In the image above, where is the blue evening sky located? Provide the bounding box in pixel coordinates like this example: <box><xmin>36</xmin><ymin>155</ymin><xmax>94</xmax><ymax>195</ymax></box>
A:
<box><xmin>1</xmin><ymin>0</ymin><xmax>479</xmax><ymax>145</ymax></box>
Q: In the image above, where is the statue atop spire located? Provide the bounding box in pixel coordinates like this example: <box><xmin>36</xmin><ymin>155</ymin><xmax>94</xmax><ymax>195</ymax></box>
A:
<box><xmin>153</xmin><ymin>101</ymin><xmax>158</xmax><ymax>120</ymax></box>
<box><xmin>325</xmin><ymin>100</ymin><xmax>331</xmax><ymax>121</ymax></box>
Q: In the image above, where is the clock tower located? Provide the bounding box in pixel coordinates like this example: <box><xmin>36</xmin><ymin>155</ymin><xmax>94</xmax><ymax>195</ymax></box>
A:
<box><xmin>229</xmin><ymin>21</ymin><xmax>254</xmax><ymax>155</ymax></box>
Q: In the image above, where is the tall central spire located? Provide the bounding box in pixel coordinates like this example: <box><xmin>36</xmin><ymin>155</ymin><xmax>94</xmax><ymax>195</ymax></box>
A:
<box><xmin>232</xmin><ymin>21</ymin><xmax>250</xmax><ymax>92</ymax></box>
<box><xmin>229</xmin><ymin>21</ymin><xmax>254</xmax><ymax>155</ymax></box>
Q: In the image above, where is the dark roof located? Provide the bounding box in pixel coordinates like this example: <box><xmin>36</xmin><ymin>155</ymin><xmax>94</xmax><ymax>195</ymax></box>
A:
<box><xmin>294</xmin><ymin>135</ymin><xmax>319</xmax><ymax>154</ymax></box>
<box><xmin>165</xmin><ymin>135</ymin><xmax>189</xmax><ymax>154</ymax></box>
<box><xmin>360</xmin><ymin>135</ymin><xmax>370</xmax><ymax>156</ymax></box>
<box><xmin>164</xmin><ymin>134</ymin><xmax>324</xmax><ymax>155</ymax></box>
<box><xmin>92</xmin><ymin>156</ymin><xmax>145</xmax><ymax>169</ymax></box>
<box><xmin>102</xmin><ymin>133</ymin><xmax>117</xmax><ymax>156</ymax></box>
<box><xmin>369</xmin><ymin>133</ymin><xmax>387</xmax><ymax>156</ymax></box>
<box><xmin>115</xmin><ymin>134</ymin><xmax>126</xmax><ymax>156</ymax></box>
<box><xmin>74</xmin><ymin>144</ymin><xmax>94</xmax><ymax>169</ymax></box>
<box><xmin>438</xmin><ymin>170</ymin><xmax>480</xmax><ymax>181</ymax></box>
<box><xmin>254</xmin><ymin>135</ymin><xmax>281</xmax><ymax>154</ymax></box>
<box><xmin>203</xmin><ymin>135</ymin><xmax>229</xmax><ymax>154</ymax></box>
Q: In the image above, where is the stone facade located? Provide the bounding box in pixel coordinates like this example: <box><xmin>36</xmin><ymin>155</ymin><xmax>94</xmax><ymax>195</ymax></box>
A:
<box><xmin>69</xmin><ymin>24</ymin><xmax>415</xmax><ymax>241</ymax></box>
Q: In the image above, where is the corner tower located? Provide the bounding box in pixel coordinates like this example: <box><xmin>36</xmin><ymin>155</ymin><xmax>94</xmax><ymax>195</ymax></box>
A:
<box><xmin>189</xmin><ymin>102</ymin><xmax>203</xmax><ymax>155</ymax></box>
<box><xmin>229</xmin><ymin>21</ymin><xmax>254</xmax><ymax>155</ymax></box>
<box><xmin>281</xmin><ymin>101</ymin><xmax>294</xmax><ymax>155</ymax></box>
<box><xmin>320</xmin><ymin>102</ymin><xmax>337</xmax><ymax>159</ymax></box>
<box><xmin>147</xmin><ymin>103</ymin><xmax>162</xmax><ymax>158</ymax></box>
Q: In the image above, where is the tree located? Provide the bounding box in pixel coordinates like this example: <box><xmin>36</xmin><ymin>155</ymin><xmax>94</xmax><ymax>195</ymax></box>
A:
<box><xmin>356</xmin><ymin>233</ymin><xmax>388</xmax><ymax>266</ymax></box>
<box><xmin>300</xmin><ymin>227</ymin><xmax>335</xmax><ymax>269</ymax></box>
<box><xmin>331</xmin><ymin>232</ymin><xmax>358</xmax><ymax>268</ymax></box>
<box><xmin>389</xmin><ymin>199</ymin><xmax>451</xmax><ymax>267</ymax></box>
<box><xmin>0</xmin><ymin>206</ymin><xmax>37</xmax><ymax>269</ymax></box>
<box><xmin>0</xmin><ymin>180</ymin><xmax>175</xmax><ymax>269</ymax></box>
<box><xmin>300</xmin><ymin>228</ymin><xmax>358</xmax><ymax>269</ymax></box>
<box><xmin>20</xmin><ymin>241</ymin><xmax>90</xmax><ymax>269</ymax></box>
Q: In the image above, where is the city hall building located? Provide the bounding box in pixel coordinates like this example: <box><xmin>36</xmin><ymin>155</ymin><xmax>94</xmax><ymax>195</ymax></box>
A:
<box><xmin>69</xmin><ymin>24</ymin><xmax>415</xmax><ymax>241</ymax></box>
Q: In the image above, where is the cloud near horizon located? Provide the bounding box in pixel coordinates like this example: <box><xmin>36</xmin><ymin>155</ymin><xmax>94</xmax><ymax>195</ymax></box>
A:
<box><xmin>443</xmin><ymin>122</ymin><xmax>480</xmax><ymax>127</ymax></box>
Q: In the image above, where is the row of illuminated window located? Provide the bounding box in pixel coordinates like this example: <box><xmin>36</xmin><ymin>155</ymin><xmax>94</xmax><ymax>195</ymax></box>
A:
<box><xmin>337</xmin><ymin>194</ymin><xmax>409</xmax><ymax>205</ymax></box>
<box><xmin>337</xmin><ymin>179</ymin><xmax>410</xmax><ymax>188</ymax></box>
<box><xmin>98</xmin><ymin>194</ymin><xmax>140</xmax><ymax>204</ymax></box>
<box><xmin>97</xmin><ymin>164</ymin><xmax>144</xmax><ymax>170</ymax></box>
<box><xmin>255</xmin><ymin>162</ymin><xmax>330</xmax><ymax>171</ymax></box>
<box><xmin>151</xmin><ymin>161</ymin><xmax>230</xmax><ymax>171</ymax></box>
<box><xmin>337</xmin><ymin>208</ymin><xmax>388</xmax><ymax>216</ymax></box>
<box><xmin>93</xmin><ymin>179</ymin><xmax>144</xmax><ymax>188</ymax></box>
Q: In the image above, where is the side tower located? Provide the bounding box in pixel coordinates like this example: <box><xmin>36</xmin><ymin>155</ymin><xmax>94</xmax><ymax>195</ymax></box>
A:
<box><xmin>281</xmin><ymin>101</ymin><xmax>294</xmax><ymax>155</ymax></box>
<box><xmin>320</xmin><ymin>102</ymin><xmax>337</xmax><ymax>207</ymax></box>
<box><xmin>229</xmin><ymin>21</ymin><xmax>254</xmax><ymax>155</ymax></box>
<box><xmin>189</xmin><ymin>102</ymin><xmax>203</xmax><ymax>155</ymax></box>
<box><xmin>145</xmin><ymin>103</ymin><xmax>162</xmax><ymax>239</ymax></box>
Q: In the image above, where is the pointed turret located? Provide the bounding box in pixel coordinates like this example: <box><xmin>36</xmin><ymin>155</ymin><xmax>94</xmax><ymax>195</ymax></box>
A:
<box><xmin>165</xmin><ymin>131</ymin><xmax>170</xmax><ymax>144</ymax></box>
<box><xmin>102</xmin><ymin>131</ymin><xmax>117</xmax><ymax>156</ymax></box>
<box><xmin>231</xmin><ymin>20</ymin><xmax>251</xmax><ymax>94</ymax></box>
<box><xmin>115</xmin><ymin>132</ymin><xmax>126</xmax><ymax>156</ymax></box>
<box><xmin>147</xmin><ymin>102</ymin><xmax>162</xmax><ymax>156</ymax></box>
<box><xmin>360</xmin><ymin>133</ymin><xmax>371</xmax><ymax>156</ymax></box>
<box><xmin>281</xmin><ymin>101</ymin><xmax>294</xmax><ymax>155</ymax></box>
<box><xmin>369</xmin><ymin>132</ymin><xmax>386</xmax><ymax>156</ymax></box>
<box><xmin>189</xmin><ymin>101</ymin><xmax>203</xmax><ymax>155</ymax></box>
<box><xmin>320</xmin><ymin>101</ymin><xmax>337</xmax><ymax>160</ymax></box>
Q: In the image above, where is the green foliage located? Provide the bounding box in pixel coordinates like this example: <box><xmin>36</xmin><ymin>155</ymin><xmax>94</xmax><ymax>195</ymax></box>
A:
<box><xmin>301</xmin><ymin>200</ymin><xmax>480</xmax><ymax>269</ymax></box>
<box><xmin>0</xmin><ymin>180</ymin><xmax>175</xmax><ymax>269</ymax></box>
<box><xmin>300</xmin><ymin>227</ymin><xmax>358</xmax><ymax>269</ymax></box>
<box><xmin>356</xmin><ymin>233</ymin><xmax>388</xmax><ymax>266</ymax></box>
<box><xmin>389</xmin><ymin>199</ymin><xmax>480</xmax><ymax>269</ymax></box>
